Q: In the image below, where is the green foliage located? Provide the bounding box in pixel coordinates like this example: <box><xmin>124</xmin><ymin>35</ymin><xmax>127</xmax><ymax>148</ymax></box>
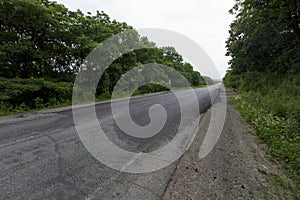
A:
<box><xmin>225</xmin><ymin>0</ymin><xmax>300</xmax><ymax>191</ymax></box>
<box><xmin>96</xmin><ymin>92</ymin><xmax>111</xmax><ymax>102</ymax></box>
<box><xmin>0</xmin><ymin>0</ymin><xmax>210</xmax><ymax>115</ymax></box>
<box><xmin>133</xmin><ymin>83</ymin><xmax>170</xmax><ymax>96</ymax></box>
<box><xmin>202</xmin><ymin>76</ymin><xmax>214</xmax><ymax>85</ymax></box>
<box><xmin>231</xmin><ymin>91</ymin><xmax>300</xmax><ymax>189</ymax></box>
<box><xmin>0</xmin><ymin>0</ymin><xmax>207</xmax><ymax>87</ymax></box>
<box><xmin>97</xmin><ymin>47</ymin><xmax>206</xmax><ymax>96</ymax></box>
<box><xmin>226</xmin><ymin>0</ymin><xmax>300</xmax><ymax>76</ymax></box>
<box><xmin>0</xmin><ymin>0</ymin><xmax>129</xmax><ymax>80</ymax></box>
<box><xmin>0</xmin><ymin>78</ymin><xmax>72</xmax><ymax>115</ymax></box>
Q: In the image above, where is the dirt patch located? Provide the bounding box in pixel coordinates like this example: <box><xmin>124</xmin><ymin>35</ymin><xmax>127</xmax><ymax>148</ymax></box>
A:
<box><xmin>163</xmin><ymin>93</ymin><xmax>294</xmax><ymax>199</ymax></box>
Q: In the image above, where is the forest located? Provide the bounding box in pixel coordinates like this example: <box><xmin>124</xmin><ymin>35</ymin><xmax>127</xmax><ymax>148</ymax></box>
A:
<box><xmin>224</xmin><ymin>0</ymin><xmax>300</xmax><ymax>189</ymax></box>
<box><xmin>0</xmin><ymin>0</ymin><xmax>207</xmax><ymax>115</ymax></box>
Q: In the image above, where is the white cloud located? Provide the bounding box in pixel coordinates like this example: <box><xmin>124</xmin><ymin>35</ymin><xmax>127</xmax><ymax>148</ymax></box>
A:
<box><xmin>55</xmin><ymin>0</ymin><xmax>235</xmax><ymax>78</ymax></box>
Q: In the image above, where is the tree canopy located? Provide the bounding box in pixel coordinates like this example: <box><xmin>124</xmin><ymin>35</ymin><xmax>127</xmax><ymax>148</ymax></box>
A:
<box><xmin>224</xmin><ymin>0</ymin><xmax>300</xmax><ymax>90</ymax></box>
<box><xmin>0</xmin><ymin>0</ymin><xmax>207</xmax><ymax>113</ymax></box>
<box><xmin>0</xmin><ymin>0</ymin><xmax>130</xmax><ymax>80</ymax></box>
<box><xmin>0</xmin><ymin>0</ymin><xmax>205</xmax><ymax>87</ymax></box>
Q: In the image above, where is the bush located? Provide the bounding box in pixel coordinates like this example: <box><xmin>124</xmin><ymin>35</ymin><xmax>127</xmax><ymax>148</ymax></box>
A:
<box><xmin>231</xmin><ymin>91</ymin><xmax>300</xmax><ymax>185</ymax></box>
<box><xmin>133</xmin><ymin>83</ymin><xmax>170</xmax><ymax>95</ymax></box>
<box><xmin>226</xmin><ymin>73</ymin><xmax>300</xmax><ymax>191</ymax></box>
<box><xmin>0</xmin><ymin>78</ymin><xmax>73</xmax><ymax>115</ymax></box>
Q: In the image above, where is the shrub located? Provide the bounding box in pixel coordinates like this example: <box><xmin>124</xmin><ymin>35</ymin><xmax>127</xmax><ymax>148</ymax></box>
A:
<box><xmin>133</xmin><ymin>83</ymin><xmax>170</xmax><ymax>95</ymax></box>
<box><xmin>0</xmin><ymin>78</ymin><xmax>73</xmax><ymax>115</ymax></box>
<box><xmin>231</xmin><ymin>92</ymin><xmax>300</xmax><ymax>185</ymax></box>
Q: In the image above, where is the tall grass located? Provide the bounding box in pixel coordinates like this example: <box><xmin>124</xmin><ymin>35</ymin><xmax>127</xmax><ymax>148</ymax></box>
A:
<box><xmin>230</xmin><ymin>79</ymin><xmax>300</xmax><ymax>194</ymax></box>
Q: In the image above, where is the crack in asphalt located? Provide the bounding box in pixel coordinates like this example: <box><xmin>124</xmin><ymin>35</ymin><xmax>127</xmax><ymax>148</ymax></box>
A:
<box><xmin>45</xmin><ymin>133</ymin><xmax>77</xmax><ymax>192</ymax></box>
<box><xmin>0</xmin><ymin>86</ymin><xmax>223</xmax><ymax>200</ymax></box>
<box><xmin>126</xmin><ymin>180</ymin><xmax>161</xmax><ymax>197</ymax></box>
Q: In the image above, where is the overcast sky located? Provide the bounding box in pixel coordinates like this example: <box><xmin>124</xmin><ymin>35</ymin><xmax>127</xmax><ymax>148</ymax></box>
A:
<box><xmin>55</xmin><ymin>0</ymin><xmax>235</xmax><ymax>78</ymax></box>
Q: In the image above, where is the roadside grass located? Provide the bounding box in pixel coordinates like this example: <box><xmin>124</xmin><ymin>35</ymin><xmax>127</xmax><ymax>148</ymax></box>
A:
<box><xmin>230</xmin><ymin>92</ymin><xmax>300</xmax><ymax>199</ymax></box>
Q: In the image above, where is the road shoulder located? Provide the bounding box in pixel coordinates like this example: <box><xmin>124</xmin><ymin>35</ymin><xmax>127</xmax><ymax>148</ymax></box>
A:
<box><xmin>163</xmin><ymin>92</ymin><xmax>294</xmax><ymax>199</ymax></box>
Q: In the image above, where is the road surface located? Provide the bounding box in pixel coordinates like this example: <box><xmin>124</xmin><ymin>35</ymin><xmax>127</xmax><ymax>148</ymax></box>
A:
<box><xmin>0</xmin><ymin>86</ymin><xmax>221</xmax><ymax>200</ymax></box>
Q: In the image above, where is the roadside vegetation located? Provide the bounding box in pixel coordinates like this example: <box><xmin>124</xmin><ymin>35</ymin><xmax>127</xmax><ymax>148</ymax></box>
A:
<box><xmin>0</xmin><ymin>0</ymin><xmax>209</xmax><ymax>116</ymax></box>
<box><xmin>224</xmin><ymin>0</ymin><xmax>300</xmax><ymax>196</ymax></box>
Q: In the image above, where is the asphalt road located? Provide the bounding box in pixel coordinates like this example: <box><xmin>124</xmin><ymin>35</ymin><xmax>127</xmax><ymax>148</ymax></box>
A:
<box><xmin>0</xmin><ymin>85</ymin><xmax>221</xmax><ymax>200</ymax></box>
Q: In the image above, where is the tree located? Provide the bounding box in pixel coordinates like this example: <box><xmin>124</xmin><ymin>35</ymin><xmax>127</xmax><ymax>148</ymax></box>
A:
<box><xmin>0</xmin><ymin>0</ymin><xmax>208</xmax><ymax>100</ymax></box>
<box><xmin>226</xmin><ymin>0</ymin><xmax>300</xmax><ymax>73</ymax></box>
<box><xmin>225</xmin><ymin>0</ymin><xmax>300</xmax><ymax>90</ymax></box>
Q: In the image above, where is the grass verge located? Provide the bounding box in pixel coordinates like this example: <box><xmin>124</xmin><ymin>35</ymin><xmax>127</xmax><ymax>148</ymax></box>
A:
<box><xmin>230</xmin><ymin>92</ymin><xmax>299</xmax><ymax>199</ymax></box>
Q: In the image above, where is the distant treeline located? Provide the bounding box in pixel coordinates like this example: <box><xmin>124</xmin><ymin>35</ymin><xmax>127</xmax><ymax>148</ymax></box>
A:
<box><xmin>0</xmin><ymin>0</ymin><xmax>207</xmax><ymax>114</ymax></box>
<box><xmin>224</xmin><ymin>0</ymin><xmax>300</xmax><ymax>190</ymax></box>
